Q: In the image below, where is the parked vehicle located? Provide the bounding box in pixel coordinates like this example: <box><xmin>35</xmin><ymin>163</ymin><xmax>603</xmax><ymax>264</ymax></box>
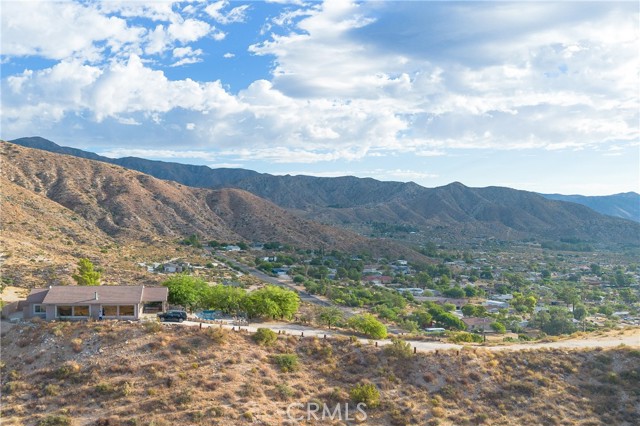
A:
<box><xmin>157</xmin><ymin>310</ymin><xmax>187</xmax><ymax>322</ymax></box>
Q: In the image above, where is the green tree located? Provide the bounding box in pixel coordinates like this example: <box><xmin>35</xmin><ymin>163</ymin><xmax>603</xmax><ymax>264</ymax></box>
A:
<box><xmin>443</xmin><ymin>286</ymin><xmax>465</xmax><ymax>298</ymax></box>
<box><xmin>409</xmin><ymin>310</ymin><xmax>433</xmax><ymax>328</ymax></box>
<box><xmin>72</xmin><ymin>258</ymin><xmax>101</xmax><ymax>286</ymax></box>
<box><xmin>490</xmin><ymin>321</ymin><xmax>506</xmax><ymax>334</ymax></box>
<box><xmin>317</xmin><ymin>306</ymin><xmax>344</xmax><ymax>329</ymax></box>
<box><xmin>461</xmin><ymin>304</ymin><xmax>473</xmax><ymax>317</ymax></box>
<box><xmin>532</xmin><ymin>307</ymin><xmax>576</xmax><ymax>335</ymax></box>
<box><xmin>162</xmin><ymin>275</ymin><xmax>209</xmax><ymax>312</ymax></box>
<box><xmin>348</xmin><ymin>313</ymin><xmax>387</xmax><ymax>339</ymax></box>
<box><xmin>512</xmin><ymin>293</ymin><xmax>537</xmax><ymax>314</ymax></box>
<box><xmin>573</xmin><ymin>304</ymin><xmax>588</xmax><ymax>321</ymax></box>
<box><xmin>436</xmin><ymin>312</ymin><xmax>466</xmax><ymax>330</ymax></box>
<box><xmin>205</xmin><ymin>285</ymin><xmax>246</xmax><ymax>315</ymax></box>
<box><xmin>243</xmin><ymin>285</ymin><xmax>300</xmax><ymax>320</ymax></box>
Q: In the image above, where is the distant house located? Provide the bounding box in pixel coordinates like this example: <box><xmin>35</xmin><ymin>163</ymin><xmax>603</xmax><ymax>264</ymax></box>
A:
<box><xmin>363</xmin><ymin>275</ymin><xmax>393</xmax><ymax>285</ymax></box>
<box><xmin>23</xmin><ymin>286</ymin><xmax>168</xmax><ymax>321</ymax></box>
<box><xmin>163</xmin><ymin>262</ymin><xmax>190</xmax><ymax>273</ymax></box>
<box><xmin>462</xmin><ymin>317</ymin><xmax>493</xmax><ymax>332</ymax></box>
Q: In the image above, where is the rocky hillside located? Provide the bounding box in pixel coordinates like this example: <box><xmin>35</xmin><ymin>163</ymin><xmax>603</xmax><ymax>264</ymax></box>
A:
<box><xmin>1</xmin><ymin>321</ymin><xmax>639</xmax><ymax>425</ymax></box>
<box><xmin>0</xmin><ymin>142</ymin><xmax>367</xmax><ymax>249</ymax></box>
<box><xmin>10</xmin><ymin>137</ymin><xmax>640</xmax><ymax>246</ymax></box>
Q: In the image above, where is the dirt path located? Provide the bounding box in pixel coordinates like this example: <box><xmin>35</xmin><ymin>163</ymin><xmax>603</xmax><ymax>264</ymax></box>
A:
<box><xmin>178</xmin><ymin>320</ymin><xmax>640</xmax><ymax>352</ymax></box>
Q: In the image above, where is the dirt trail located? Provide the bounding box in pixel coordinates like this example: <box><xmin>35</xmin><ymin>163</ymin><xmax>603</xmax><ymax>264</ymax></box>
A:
<box><xmin>178</xmin><ymin>320</ymin><xmax>640</xmax><ymax>352</ymax></box>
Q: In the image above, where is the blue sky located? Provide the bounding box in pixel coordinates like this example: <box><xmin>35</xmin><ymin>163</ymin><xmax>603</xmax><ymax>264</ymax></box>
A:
<box><xmin>1</xmin><ymin>0</ymin><xmax>638</xmax><ymax>195</ymax></box>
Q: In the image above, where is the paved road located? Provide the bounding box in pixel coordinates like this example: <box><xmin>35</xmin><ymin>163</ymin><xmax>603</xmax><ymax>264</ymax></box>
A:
<box><xmin>215</xmin><ymin>253</ymin><xmax>332</xmax><ymax>307</ymax></box>
<box><xmin>177</xmin><ymin>320</ymin><xmax>640</xmax><ymax>353</ymax></box>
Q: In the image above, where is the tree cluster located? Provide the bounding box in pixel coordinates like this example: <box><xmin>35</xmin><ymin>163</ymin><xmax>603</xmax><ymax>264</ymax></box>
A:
<box><xmin>162</xmin><ymin>275</ymin><xmax>300</xmax><ymax>320</ymax></box>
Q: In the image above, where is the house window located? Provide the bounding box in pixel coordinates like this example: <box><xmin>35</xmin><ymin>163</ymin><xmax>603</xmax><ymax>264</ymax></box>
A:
<box><xmin>57</xmin><ymin>306</ymin><xmax>73</xmax><ymax>317</ymax></box>
<box><xmin>102</xmin><ymin>305</ymin><xmax>118</xmax><ymax>316</ymax></box>
<box><xmin>56</xmin><ymin>305</ymin><xmax>89</xmax><ymax>317</ymax></box>
<box><xmin>119</xmin><ymin>305</ymin><xmax>135</xmax><ymax>316</ymax></box>
<box><xmin>74</xmin><ymin>306</ymin><xmax>89</xmax><ymax>316</ymax></box>
<box><xmin>33</xmin><ymin>304</ymin><xmax>46</xmax><ymax>314</ymax></box>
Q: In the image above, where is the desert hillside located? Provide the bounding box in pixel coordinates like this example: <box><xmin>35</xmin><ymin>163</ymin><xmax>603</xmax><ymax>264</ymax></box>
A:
<box><xmin>1</xmin><ymin>321</ymin><xmax>638</xmax><ymax>426</ymax></box>
<box><xmin>0</xmin><ymin>142</ymin><xmax>425</xmax><ymax>288</ymax></box>
<box><xmin>10</xmin><ymin>137</ymin><xmax>640</xmax><ymax>245</ymax></box>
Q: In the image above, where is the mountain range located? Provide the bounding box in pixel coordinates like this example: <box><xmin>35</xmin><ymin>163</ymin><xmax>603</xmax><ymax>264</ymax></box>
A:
<box><xmin>5</xmin><ymin>137</ymin><xmax>640</xmax><ymax>248</ymax></box>
<box><xmin>0</xmin><ymin>141</ymin><xmax>424</xmax><ymax>264</ymax></box>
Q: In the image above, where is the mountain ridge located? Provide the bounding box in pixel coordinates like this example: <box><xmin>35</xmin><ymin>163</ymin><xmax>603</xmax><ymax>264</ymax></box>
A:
<box><xmin>1</xmin><ymin>141</ymin><xmax>424</xmax><ymax>259</ymax></box>
<box><xmin>6</xmin><ymin>137</ymin><xmax>640</xmax><ymax>246</ymax></box>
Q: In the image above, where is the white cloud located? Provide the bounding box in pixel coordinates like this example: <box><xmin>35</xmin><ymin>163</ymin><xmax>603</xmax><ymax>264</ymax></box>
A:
<box><xmin>1</xmin><ymin>0</ymin><xmax>145</xmax><ymax>62</ymax></box>
<box><xmin>223</xmin><ymin>52</ymin><xmax>235</xmax><ymax>59</ymax></box>
<box><xmin>205</xmin><ymin>1</ymin><xmax>250</xmax><ymax>25</ymax></box>
<box><xmin>1</xmin><ymin>0</ymin><xmax>638</xmax><ymax>182</ymax></box>
<box><xmin>99</xmin><ymin>148</ymin><xmax>217</xmax><ymax>162</ymax></box>
<box><xmin>173</xmin><ymin>46</ymin><xmax>203</xmax><ymax>59</ymax></box>
<box><xmin>167</xmin><ymin>19</ymin><xmax>211</xmax><ymax>43</ymax></box>
<box><xmin>212</xmin><ymin>30</ymin><xmax>227</xmax><ymax>41</ymax></box>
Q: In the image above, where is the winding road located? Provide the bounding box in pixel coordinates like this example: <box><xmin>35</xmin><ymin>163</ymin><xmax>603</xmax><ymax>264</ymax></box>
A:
<box><xmin>216</xmin><ymin>253</ymin><xmax>332</xmax><ymax>306</ymax></box>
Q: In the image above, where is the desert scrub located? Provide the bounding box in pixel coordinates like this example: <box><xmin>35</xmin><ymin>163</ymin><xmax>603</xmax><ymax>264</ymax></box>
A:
<box><xmin>54</xmin><ymin>361</ymin><xmax>81</xmax><ymax>380</ymax></box>
<box><xmin>449</xmin><ymin>332</ymin><xmax>483</xmax><ymax>343</ymax></box>
<box><xmin>94</xmin><ymin>382</ymin><xmax>115</xmax><ymax>395</ymax></box>
<box><xmin>70</xmin><ymin>338</ymin><xmax>83</xmax><ymax>353</ymax></box>
<box><xmin>36</xmin><ymin>415</ymin><xmax>72</xmax><ymax>426</ymax></box>
<box><xmin>206</xmin><ymin>327</ymin><xmax>227</xmax><ymax>344</ymax></box>
<box><xmin>43</xmin><ymin>384</ymin><xmax>61</xmax><ymax>396</ymax></box>
<box><xmin>274</xmin><ymin>383</ymin><xmax>295</xmax><ymax>400</ymax></box>
<box><xmin>384</xmin><ymin>338</ymin><xmax>413</xmax><ymax>359</ymax></box>
<box><xmin>349</xmin><ymin>382</ymin><xmax>380</xmax><ymax>408</ymax></box>
<box><xmin>143</xmin><ymin>321</ymin><xmax>162</xmax><ymax>334</ymax></box>
<box><xmin>252</xmin><ymin>328</ymin><xmax>277</xmax><ymax>346</ymax></box>
<box><xmin>272</xmin><ymin>354</ymin><xmax>299</xmax><ymax>372</ymax></box>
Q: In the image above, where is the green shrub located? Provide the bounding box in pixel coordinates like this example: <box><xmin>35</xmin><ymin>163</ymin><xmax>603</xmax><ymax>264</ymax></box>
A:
<box><xmin>349</xmin><ymin>383</ymin><xmax>380</xmax><ymax>408</ymax></box>
<box><xmin>36</xmin><ymin>415</ymin><xmax>72</xmax><ymax>426</ymax></box>
<box><xmin>275</xmin><ymin>383</ymin><xmax>295</xmax><ymax>400</ymax></box>
<box><xmin>95</xmin><ymin>382</ymin><xmax>115</xmax><ymax>395</ymax></box>
<box><xmin>490</xmin><ymin>322</ymin><xmax>506</xmax><ymax>334</ymax></box>
<box><xmin>449</xmin><ymin>332</ymin><xmax>483</xmax><ymax>343</ymax></box>
<box><xmin>272</xmin><ymin>354</ymin><xmax>299</xmax><ymax>372</ymax></box>
<box><xmin>143</xmin><ymin>321</ymin><xmax>162</xmax><ymax>334</ymax></box>
<box><xmin>54</xmin><ymin>362</ymin><xmax>81</xmax><ymax>380</ymax></box>
<box><xmin>384</xmin><ymin>338</ymin><xmax>413</xmax><ymax>359</ymax></box>
<box><xmin>206</xmin><ymin>327</ymin><xmax>227</xmax><ymax>344</ymax></box>
<box><xmin>44</xmin><ymin>384</ymin><xmax>61</xmax><ymax>396</ymax></box>
<box><xmin>253</xmin><ymin>328</ymin><xmax>278</xmax><ymax>346</ymax></box>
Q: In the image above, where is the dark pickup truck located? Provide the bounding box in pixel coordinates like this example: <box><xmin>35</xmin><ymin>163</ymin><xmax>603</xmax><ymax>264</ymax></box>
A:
<box><xmin>157</xmin><ymin>310</ymin><xmax>187</xmax><ymax>322</ymax></box>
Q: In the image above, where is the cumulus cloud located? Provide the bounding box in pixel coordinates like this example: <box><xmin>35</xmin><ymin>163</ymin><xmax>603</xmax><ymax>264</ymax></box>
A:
<box><xmin>1</xmin><ymin>0</ymin><xmax>145</xmax><ymax>61</ymax></box>
<box><xmin>1</xmin><ymin>0</ymin><xmax>638</xmax><ymax>175</ymax></box>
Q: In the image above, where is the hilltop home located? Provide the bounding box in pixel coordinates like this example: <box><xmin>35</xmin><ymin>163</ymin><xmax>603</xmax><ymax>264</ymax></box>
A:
<box><xmin>24</xmin><ymin>286</ymin><xmax>168</xmax><ymax>321</ymax></box>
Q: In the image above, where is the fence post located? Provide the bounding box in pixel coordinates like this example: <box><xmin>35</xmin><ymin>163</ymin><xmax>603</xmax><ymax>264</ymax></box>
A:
<box><xmin>414</xmin><ymin>347</ymin><xmax>417</xmax><ymax>354</ymax></box>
